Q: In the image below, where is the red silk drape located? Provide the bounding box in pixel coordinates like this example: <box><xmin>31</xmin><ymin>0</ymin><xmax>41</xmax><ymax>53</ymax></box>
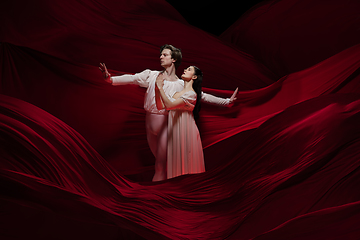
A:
<box><xmin>220</xmin><ymin>0</ymin><xmax>360</xmax><ymax>77</ymax></box>
<box><xmin>1</xmin><ymin>0</ymin><xmax>360</xmax><ymax>239</ymax></box>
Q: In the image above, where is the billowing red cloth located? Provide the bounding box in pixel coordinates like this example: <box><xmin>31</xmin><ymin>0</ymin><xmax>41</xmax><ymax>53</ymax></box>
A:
<box><xmin>220</xmin><ymin>0</ymin><xmax>360</xmax><ymax>77</ymax></box>
<box><xmin>1</xmin><ymin>0</ymin><xmax>360</xmax><ymax>239</ymax></box>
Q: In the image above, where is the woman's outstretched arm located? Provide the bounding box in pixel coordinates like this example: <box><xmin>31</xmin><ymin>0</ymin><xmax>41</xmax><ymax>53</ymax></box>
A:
<box><xmin>201</xmin><ymin>87</ymin><xmax>238</xmax><ymax>106</ymax></box>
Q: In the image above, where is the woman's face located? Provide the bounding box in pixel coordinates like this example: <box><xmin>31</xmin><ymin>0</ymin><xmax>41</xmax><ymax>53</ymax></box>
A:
<box><xmin>160</xmin><ymin>49</ymin><xmax>175</xmax><ymax>67</ymax></box>
<box><xmin>181</xmin><ymin>66</ymin><xmax>197</xmax><ymax>81</ymax></box>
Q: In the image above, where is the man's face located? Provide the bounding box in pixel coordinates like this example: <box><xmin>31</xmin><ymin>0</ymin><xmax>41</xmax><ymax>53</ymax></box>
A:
<box><xmin>160</xmin><ymin>49</ymin><xmax>175</xmax><ymax>68</ymax></box>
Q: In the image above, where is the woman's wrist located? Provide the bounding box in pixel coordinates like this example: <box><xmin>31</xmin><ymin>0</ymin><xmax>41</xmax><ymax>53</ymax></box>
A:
<box><xmin>156</xmin><ymin>83</ymin><xmax>163</xmax><ymax>90</ymax></box>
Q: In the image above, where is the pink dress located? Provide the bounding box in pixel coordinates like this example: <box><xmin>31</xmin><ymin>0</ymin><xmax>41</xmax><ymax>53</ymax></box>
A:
<box><xmin>167</xmin><ymin>90</ymin><xmax>205</xmax><ymax>179</ymax></box>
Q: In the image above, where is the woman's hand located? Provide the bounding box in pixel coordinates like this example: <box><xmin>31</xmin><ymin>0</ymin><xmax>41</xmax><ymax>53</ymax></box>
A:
<box><xmin>229</xmin><ymin>87</ymin><xmax>238</xmax><ymax>106</ymax></box>
<box><xmin>99</xmin><ymin>63</ymin><xmax>111</xmax><ymax>83</ymax></box>
<box><xmin>156</xmin><ymin>73</ymin><xmax>164</xmax><ymax>89</ymax></box>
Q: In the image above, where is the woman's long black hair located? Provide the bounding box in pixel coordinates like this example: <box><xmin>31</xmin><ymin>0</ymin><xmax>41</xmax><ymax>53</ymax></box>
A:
<box><xmin>192</xmin><ymin>66</ymin><xmax>203</xmax><ymax>120</ymax></box>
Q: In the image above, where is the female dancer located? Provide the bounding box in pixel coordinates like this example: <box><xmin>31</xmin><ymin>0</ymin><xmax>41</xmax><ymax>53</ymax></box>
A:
<box><xmin>155</xmin><ymin>66</ymin><xmax>205</xmax><ymax>179</ymax></box>
<box><xmin>100</xmin><ymin>44</ymin><xmax>237</xmax><ymax>181</ymax></box>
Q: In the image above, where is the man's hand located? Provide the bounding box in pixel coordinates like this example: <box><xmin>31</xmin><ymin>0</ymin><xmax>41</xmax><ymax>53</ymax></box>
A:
<box><xmin>99</xmin><ymin>63</ymin><xmax>111</xmax><ymax>83</ymax></box>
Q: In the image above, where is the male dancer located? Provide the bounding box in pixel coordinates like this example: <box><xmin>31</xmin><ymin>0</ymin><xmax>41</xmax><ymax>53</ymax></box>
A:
<box><xmin>99</xmin><ymin>44</ymin><xmax>237</xmax><ymax>181</ymax></box>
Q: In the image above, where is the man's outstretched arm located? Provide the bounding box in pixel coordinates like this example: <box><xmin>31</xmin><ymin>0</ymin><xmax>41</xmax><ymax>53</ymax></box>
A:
<box><xmin>99</xmin><ymin>63</ymin><xmax>151</xmax><ymax>87</ymax></box>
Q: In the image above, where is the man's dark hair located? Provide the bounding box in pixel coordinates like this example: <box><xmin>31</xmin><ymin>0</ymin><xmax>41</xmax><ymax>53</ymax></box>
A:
<box><xmin>160</xmin><ymin>44</ymin><xmax>182</xmax><ymax>69</ymax></box>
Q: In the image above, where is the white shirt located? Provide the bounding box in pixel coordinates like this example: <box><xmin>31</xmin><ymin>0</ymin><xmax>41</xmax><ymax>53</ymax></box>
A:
<box><xmin>111</xmin><ymin>69</ymin><xmax>230</xmax><ymax>115</ymax></box>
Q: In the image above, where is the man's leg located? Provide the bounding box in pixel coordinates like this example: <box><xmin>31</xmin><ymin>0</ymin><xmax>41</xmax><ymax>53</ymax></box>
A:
<box><xmin>146</xmin><ymin>113</ymin><xmax>168</xmax><ymax>181</ymax></box>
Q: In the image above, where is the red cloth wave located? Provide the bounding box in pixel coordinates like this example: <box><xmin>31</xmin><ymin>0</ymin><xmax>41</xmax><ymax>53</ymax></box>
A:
<box><xmin>220</xmin><ymin>0</ymin><xmax>360</xmax><ymax>77</ymax></box>
<box><xmin>1</xmin><ymin>0</ymin><xmax>360</xmax><ymax>239</ymax></box>
<box><xmin>2</xmin><ymin>92</ymin><xmax>360</xmax><ymax>239</ymax></box>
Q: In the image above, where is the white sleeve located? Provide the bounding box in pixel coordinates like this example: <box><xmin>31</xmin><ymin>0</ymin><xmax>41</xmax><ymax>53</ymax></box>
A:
<box><xmin>111</xmin><ymin>69</ymin><xmax>152</xmax><ymax>88</ymax></box>
<box><xmin>201</xmin><ymin>92</ymin><xmax>230</xmax><ymax>106</ymax></box>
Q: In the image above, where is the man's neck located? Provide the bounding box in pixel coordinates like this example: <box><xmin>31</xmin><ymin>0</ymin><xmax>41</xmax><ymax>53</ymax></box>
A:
<box><xmin>163</xmin><ymin>65</ymin><xmax>178</xmax><ymax>81</ymax></box>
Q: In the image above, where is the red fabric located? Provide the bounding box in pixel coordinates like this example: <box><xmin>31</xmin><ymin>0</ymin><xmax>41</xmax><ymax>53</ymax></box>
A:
<box><xmin>220</xmin><ymin>0</ymin><xmax>360</xmax><ymax>77</ymax></box>
<box><xmin>1</xmin><ymin>0</ymin><xmax>360</xmax><ymax>239</ymax></box>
